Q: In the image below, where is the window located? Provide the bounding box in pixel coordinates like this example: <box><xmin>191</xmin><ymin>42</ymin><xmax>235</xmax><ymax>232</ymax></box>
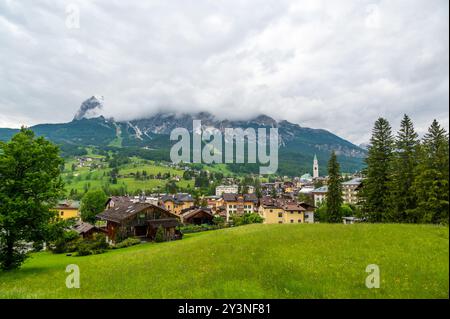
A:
<box><xmin>60</xmin><ymin>211</ymin><xmax>64</xmax><ymax>216</ymax></box>
<box><xmin>269</xmin><ymin>209</ymin><xmax>273</xmax><ymax>213</ymax></box>
<box><xmin>278</xmin><ymin>221</ymin><xmax>283</xmax><ymax>224</ymax></box>
<box><xmin>305</xmin><ymin>214</ymin><xmax>309</xmax><ymax>218</ymax></box>
<box><xmin>290</xmin><ymin>220</ymin><xmax>294</xmax><ymax>223</ymax></box>
<box><xmin>298</xmin><ymin>219</ymin><xmax>302</xmax><ymax>223</ymax></box>
<box><xmin>278</xmin><ymin>212</ymin><xmax>283</xmax><ymax>218</ymax></box>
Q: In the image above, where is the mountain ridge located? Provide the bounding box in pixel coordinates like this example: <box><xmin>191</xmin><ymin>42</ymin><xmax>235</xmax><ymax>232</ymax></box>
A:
<box><xmin>0</xmin><ymin>98</ymin><xmax>367</xmax><ymax>175</ymax></box>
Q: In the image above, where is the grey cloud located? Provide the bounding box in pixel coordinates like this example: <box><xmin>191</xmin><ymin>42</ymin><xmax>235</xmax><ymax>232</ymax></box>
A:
<box><xmin>0</xmin><ymin>0</ymin><xmax>448</xmax><ymax>144</ymax></box>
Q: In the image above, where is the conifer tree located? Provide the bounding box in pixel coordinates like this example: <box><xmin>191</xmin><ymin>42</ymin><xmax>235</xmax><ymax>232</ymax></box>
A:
<box><xmin>388</xmin><ymin>115</ymin><xmax>419</xmax><ymax>222</ymax></box>
<box><xmin>413</xmin><ymin>120</ymin><xmax>449</xmax><ymax>224</ymax></box>
<box><xmin>361</xmin><ymin>118</ymin><xmax>394</xmax><ymax>222</ymax></box>
<box><xmin>326</xmin><ymin>151</ymin><xmax>343</xmax><ymax>223</ymax></box>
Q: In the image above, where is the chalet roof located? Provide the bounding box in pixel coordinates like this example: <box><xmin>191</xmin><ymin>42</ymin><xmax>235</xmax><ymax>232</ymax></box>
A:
<box><xmin>342</xmin><ymin>178</ymin><xmax>363</xmax><ymax>186</ymax></box>
<box><xmin>161</xmin><ymin>193</ymin><xmax>194</xmax><ymax>204</ymax></box>
<box><xmin>97</xmin><ymin>202</ymin><xmax>176</xmax><ymax>223</ymax></box>
<box><xmin>56</xmin><ymin>200</ymin><xmax>80</xmax><ymax>209</ymax></box>
<box><xmin>222</xmin><ymin>193</ymin><xmax>258</xmax><ymax>203</ymax></box>
<box><xmin>72</xmin><ymin>221</ymin><xmax>95</xmax><ymax>234</ymax></box>
<box><xmin>181</xmin><ymin>208</ymin><xmax>214</xmax><ymax>220</ymax></box>
<box><xmin>312</xmin><ymin>186</ymin><xmax>328</xmax><ymax>193</ymax></box>
<box><xmin>260</xmin><ymin>197</ymin><xmax>315</xmax><ymax>211</ymax></box>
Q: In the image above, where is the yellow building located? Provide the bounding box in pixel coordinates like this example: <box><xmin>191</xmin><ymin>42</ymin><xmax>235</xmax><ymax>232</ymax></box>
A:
<box><xmin>258</xmin><ymin>197</ymin><xmax>315</xmax><ymax>224</ymax></box>
<box><xmin>160</xmin><ymin>193</ymin><xmax>195</xmax><ymax>215</ymax></box>
<box><xmin>54</xmin><ymin>200</ymin><xmax>80</xmax><ymax>220</ymax></box>
<box><xmin>222</xmin><ymin>193</ymin><xmax>259</xmax><ymax>222</ymax></box>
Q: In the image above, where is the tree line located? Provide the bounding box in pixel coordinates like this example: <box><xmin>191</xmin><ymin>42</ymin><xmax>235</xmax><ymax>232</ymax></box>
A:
<box><xmin>361</xmin><ymin>115</ymin><xmax>448</xmax><ymax>223</ymax></box>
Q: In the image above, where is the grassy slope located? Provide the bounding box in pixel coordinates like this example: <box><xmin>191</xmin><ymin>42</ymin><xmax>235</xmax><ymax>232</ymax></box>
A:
<box><xmin>0</xmin><ymin>224</ymin><xmax>448</xmax><ymax>299</ymax></box>
<box><xmin>63</xmin><ymin>157</ymin><xmax>195</xmax><ymax>193</ymax></box>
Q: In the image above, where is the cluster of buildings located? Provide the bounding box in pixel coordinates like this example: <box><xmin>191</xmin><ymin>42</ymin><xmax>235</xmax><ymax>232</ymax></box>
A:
<box><xmin>54</xmin><ymin>155</ymin><xmax>364</xmax><ymax>244</ymax></box>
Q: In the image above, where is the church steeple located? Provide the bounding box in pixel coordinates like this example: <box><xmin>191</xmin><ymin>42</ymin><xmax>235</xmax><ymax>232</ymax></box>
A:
<box><xmin>313</xmin><ymin>154</ymin><xmax>319</xmax><ymax>178</ymax></box>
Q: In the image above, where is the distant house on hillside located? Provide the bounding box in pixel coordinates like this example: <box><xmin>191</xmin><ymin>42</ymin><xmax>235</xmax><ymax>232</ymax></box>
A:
<box><xmin>97</xmin><ymin>202</ymin><xmax>182</xmax><ymax>243</ymax></box>
<box><xmin>54</xmin><ymin>200</ymin><xmax>80</xmax><ymax>220</ymax></box>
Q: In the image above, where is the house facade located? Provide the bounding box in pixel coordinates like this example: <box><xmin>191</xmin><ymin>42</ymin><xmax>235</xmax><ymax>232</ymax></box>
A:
<box><xmin>97</xmin><ymin>202</ymin><xmax>182</xmax><ymax>243</ymax></box>
<box><xmin>180</xmin><ymin>208</ymin><xmax>214</xmax><ymax>225</ymax></box>
<box><xmin>222</xmin><ymin>193</ymin><xmax>259</xmax><ymax>222</ymax></box>
<box><xmin>258</xmin><ymin>197</ymin><xmax>315</xmax><ymax>224</ymax></box>
<box><xmin>54</xmin><ymin>200</ymin><xmax>80</xmax><ymax>220</ymax></box>
<box><xmin>342</xmin><ymin>178</ymin><xmax>363</xmax><ymax>205</ymax></box>
<box><xmin>160</xmin><ymin>193</ymin><xmax>195</xmax><ymax>215</ymax></box>
<box><xmin>215</xmin><ymin>184</ymin><xmax>239</xmax><ymax>196</ymax></box>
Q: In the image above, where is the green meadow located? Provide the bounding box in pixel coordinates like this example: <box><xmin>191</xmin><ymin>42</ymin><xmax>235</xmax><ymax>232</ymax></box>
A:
<box><xmin>0</xmin><ymin>223</ymin><xmax>448</xmax><ymax>299</ymax></box>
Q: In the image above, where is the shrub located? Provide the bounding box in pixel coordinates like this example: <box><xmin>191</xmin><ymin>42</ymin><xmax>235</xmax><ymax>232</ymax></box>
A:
<box><xmin>154</xmin><ymin>226</ymin><xmax>165</xmax><ymax>243</ymax></box>
<box><xmin>74</xmin><ymin>233</ymin><xmax>110</xmax><ymax>256</ymax></box>
<box><xmin>50</xmin><ymin>230</ymin><xmax>80</xmax><ymax>254</ymax></box>
<box><xmin>178</xmin><ymin>224</ymin><xmax>221</xmax><ymax>234</ymax></box>
<box><xmin>114</xmin><ymin>238</ymin><xmax>141</xmax><ymax>249</ymax></box>
<box><xmin>232</xmin><ymin>213</ymin><xmax>264</xmax><ymax>226</ymax></box>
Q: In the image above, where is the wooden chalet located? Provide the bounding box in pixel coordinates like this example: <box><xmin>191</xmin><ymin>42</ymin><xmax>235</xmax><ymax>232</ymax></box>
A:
<box><xmin>96</xmin><ymin>202</ymin><xmax>182</xmax><ymax>243</ymax></box>
<box><xmin>180</xmin><ymin>208</ymin><xmax>214</xmax><ymax>225</ymax></box>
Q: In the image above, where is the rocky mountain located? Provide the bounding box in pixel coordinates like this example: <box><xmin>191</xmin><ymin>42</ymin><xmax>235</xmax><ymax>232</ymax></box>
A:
<box><xmin>0</xmin><ymin>97</ymin><xmax>367</xmax><ymax>175</ymax></box>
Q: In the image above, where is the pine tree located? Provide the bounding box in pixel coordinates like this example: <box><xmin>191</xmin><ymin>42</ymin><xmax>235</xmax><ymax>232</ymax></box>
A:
<box><xmin>326</xmin><ymin>151</ymin><xmax>343</xmax><ymax>223</ymax></box>
<box><xmin>388</xmin><ymin>115</ymin><xmax>419</xmax><ymax>222</ymax></box>
<box><xmin>413</xmin><ymin>120</ymin><xmax>449</xmax><ymax>224</ymax></box>
<box><xmin>361</xmin><ymin>118</ymin><xmax>394</xmax><ymax>222</ymax></box>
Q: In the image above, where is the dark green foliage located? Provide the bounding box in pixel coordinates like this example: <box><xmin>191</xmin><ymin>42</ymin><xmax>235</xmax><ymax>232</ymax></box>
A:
<box><xmin>412</xmin><ymin>120</ymin><xmax>449</xmax><ymax>224</ymax></box>
<box><xmin>326</xmin><ymin>151</ymin><xmax>343</xmax><ymax>223</ymax></box>
<box><xmin>75</xmin><ymin>233</ymin><xmax>110</xmax><ymax>256</ymax></box>
<box><xmin>80</xmin><ymin>189</ymin><xmax>108</xmax><ymax>223</ymax></box>
<box><xmin>315</xmin><ymin>203</ymin><xmax>353</xmax><ymax>222</ymax></box>
<box><xmin>361</xmin><ymin>118</ymin><xmax>394</xmax><ymax>222</ymax></box>
<box><xmin>232</xmin><ymin>213</ymin><xmax>264</xmax><ymax>226</ymax></box>
<box><xmin>154</xmin><ymin>226</ymin><xmax>165</xmax><ymax>243</ymax></box>
<box><xmin>178</xmin><ymin>224</ymin><xmax>223</xmax><ymax>234</ymax></box>
<box><xmin>50</xmin><ymin>230</ymin><xmax>80</xmax><ymax>254</ymax></box>
<box><xmin>113</xmin><ymin>237</ymin><xmax>141</xmax><ymax>249</ymax></box>
<box><xmin>0</xmin><ymin>128</ymin><xmax>65</xmax><ymax>270</ymax></box>
<box><xmin>388</xmin><ymin>115</ymin><xmax>419</xmax><ymax>222</ymax></box>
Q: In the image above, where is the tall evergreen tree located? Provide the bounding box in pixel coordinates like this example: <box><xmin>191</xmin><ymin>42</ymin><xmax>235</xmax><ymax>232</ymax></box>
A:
<box><xmin>326</xmin><ymin>151</ymin><xmax>343</xmax><ymax>223</ymax></box>
<box><xmin>388</xmin><ymin>115</ymin><xmax>419</xmax><ymax>222</ymax></box>
<box><xmin>361</xmin><ymin>118</ymin><xmax>394</xmax><ymax>222</ymax></box>
<box><xmin>413</xmin><ymin>120</ymin><xmax>449</xmax><ymax>224</ymax></box>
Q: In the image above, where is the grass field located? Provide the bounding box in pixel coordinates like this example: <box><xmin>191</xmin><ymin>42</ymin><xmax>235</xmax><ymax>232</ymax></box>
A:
<box><xmin>62</xmin><ymin>157</ymin><xmax>195</xmax><ymax>194</ymax></box>
<box><xmin>0</xmin><ymin>224</ymin><xmax>448</xmax><ymax>299</ymax></box>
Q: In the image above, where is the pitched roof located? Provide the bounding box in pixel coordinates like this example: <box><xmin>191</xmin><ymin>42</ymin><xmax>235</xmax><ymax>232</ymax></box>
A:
<box><xmin>56</xmin><ymin>200</ymin><xmax>80</xmax><ymax>209</ymax></box>
<box><xmin>222</xmin><ymin>193</ymin><xmax>258</xmax><ymax>203</ymax></box>
<box><xmin>72</xmin><ymin>221</ymin><xmax>95</xmax><ymax>234</ymax></box>
<box><xmin>181</xmin><ymin>208</ymin><xmax>214</xmax><ymax>220</ymax></box>
<box><xmin>97</xmin><ymin>202</ymin><xmax>176</xmax><ymax>223</ymax></box>
<box><xmin>312</xmin><ymin>186</ymin><xmax>328</xmax><ymax>193</ymax></box>
<box><xmin>161</xmin><ymin>193</ymin><xmax>194</xmax><ymax>204</ymax></box>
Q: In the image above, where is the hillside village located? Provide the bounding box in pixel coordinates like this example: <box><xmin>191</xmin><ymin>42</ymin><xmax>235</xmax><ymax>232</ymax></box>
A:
<box><xmin>55</xmin><ymin>155</ymin><xmax>364</xmax><ymax>244</ymax></box>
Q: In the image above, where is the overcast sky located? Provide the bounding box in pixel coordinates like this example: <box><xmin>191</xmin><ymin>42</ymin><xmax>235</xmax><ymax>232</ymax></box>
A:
<box><xmin>0</xmin><ymin>0</ymin><xmax>448</xmax><ymax>144</ymax></box>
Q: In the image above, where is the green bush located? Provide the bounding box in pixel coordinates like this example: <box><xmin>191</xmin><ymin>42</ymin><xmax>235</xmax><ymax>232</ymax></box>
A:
<box><xmin>232</xmin><ymin>213</ymin><xmax>264</xmax><ymax>226</ymax></box>
<box><xmin>155</xmin><ymin>226</ymin><xmax>165</xmax><ymax>243</ymax></box>
<box><xmin>50</xmin><ymin>230</ymin><xmax>80</xmax><ymax>254</ymax></box>
<box><xmin>114</xmin><ymin>238</ymin><xmax>141</xmax><ymax>249</ymax></box>
<box><xmin>178</xmin><ymin>224</ymin><xmax>221</xmax><ymax>234</ymax></box>
<box><xmin>74</xmin><ymin>233</ymin><xmax>110</xmax><ymax>256</ymax></box>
